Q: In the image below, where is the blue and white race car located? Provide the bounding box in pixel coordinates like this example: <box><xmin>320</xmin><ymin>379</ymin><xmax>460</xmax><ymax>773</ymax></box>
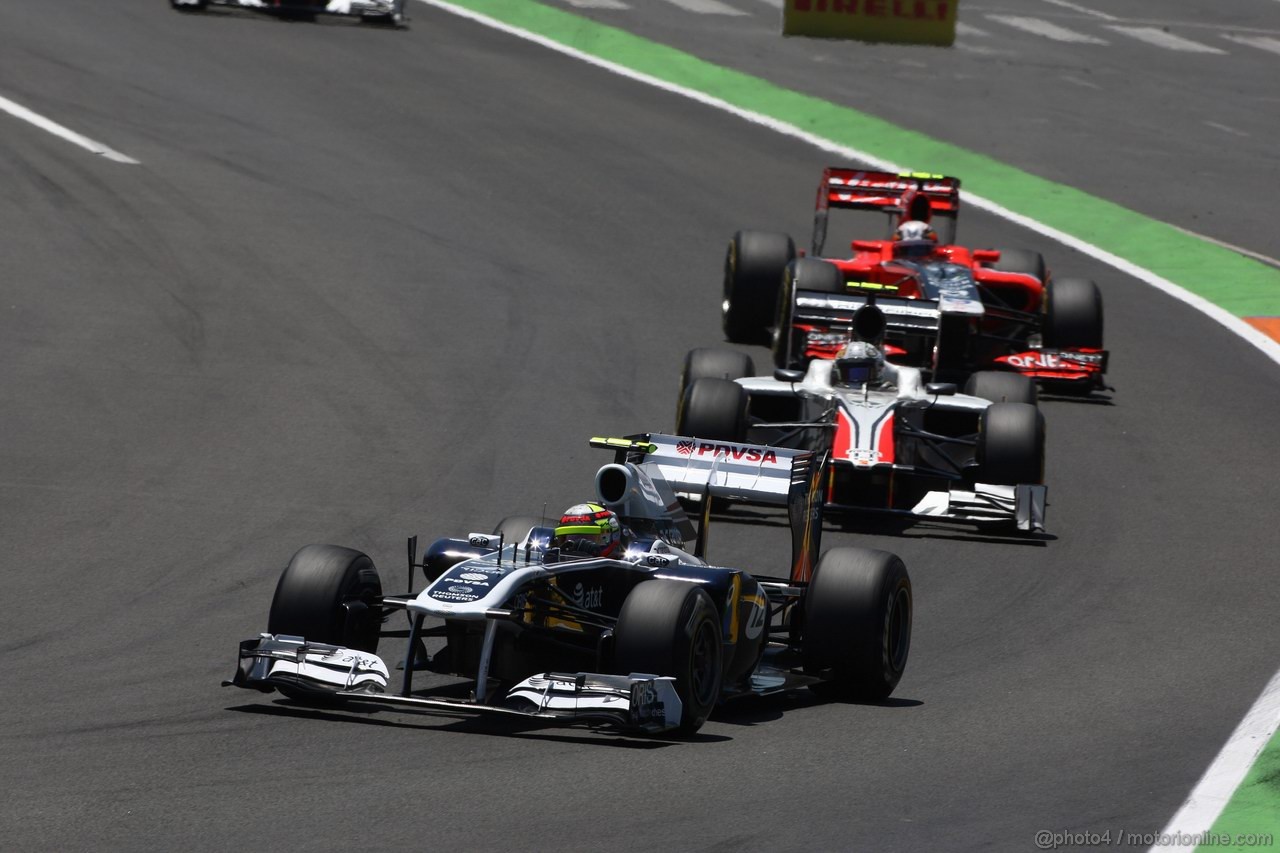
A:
<box><xmin>227</xmin><ymin>435</ymin><xmax>913</xmax><ymax>735</ymax></box>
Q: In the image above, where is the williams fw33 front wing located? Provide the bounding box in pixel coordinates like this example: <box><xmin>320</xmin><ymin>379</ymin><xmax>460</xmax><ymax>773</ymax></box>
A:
<box><xmin>225</xmin><ymin>634</ymin><xmax>683</xmax><ymax>734</ymax></box>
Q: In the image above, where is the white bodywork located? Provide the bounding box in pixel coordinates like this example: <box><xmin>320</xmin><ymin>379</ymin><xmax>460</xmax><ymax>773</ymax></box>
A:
<box><xmin>737</xmin><ymin>358</ymin><xmax>1047</xmax><ymax>531</ymax></box>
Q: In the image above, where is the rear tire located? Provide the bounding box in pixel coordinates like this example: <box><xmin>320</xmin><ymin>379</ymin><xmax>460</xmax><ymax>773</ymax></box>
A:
<box><xmin>1044</xmin><ymin>277</ymin><xmax>1103</xmax><ymax>349</ymax></box>
<box><xmin>677</xmin><ymin>378</ymin><xmax>748</xmax><ymax>443</ymax></box>
<box><xmin>267</xmin><ymin>545</ymin><xmax>383</xmax><ymax>653</ymax></box>
<box><xmin>964</xmin><ymin>371</ymin><xmax>1038</xmax><ymax>405</ymax></box>
<box><xmin>771</xmin><ymin>258</ymin><xmax>844</xmax><ymax>369</ymax></box>
<box><xmin>976</xmin><ymin>402</ymin><xmax>1045</xmax><ymax>485</ymax></box>
<box><xmin>804</xmin><ymin>548</ymin><xmax>912</xmax><ymax>701</ymax></box>
<box><xmin>679</xmin><ymin>348</ymin><xmax>754</xmax><ymax>407</ymax></box>
<box><xmin>614</xmin><ymin>580</ymin><xmax>723</xmax><ymax>735</ymax></box>
<box><xmin>723</xmin><ymin>231</ymin><xmax>795</xmax><ymax>344</ymax></box>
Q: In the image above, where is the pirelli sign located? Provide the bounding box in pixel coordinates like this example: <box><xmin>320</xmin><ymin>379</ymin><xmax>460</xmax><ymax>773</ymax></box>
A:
<box><xmin>782</xmin><ymin>0</ymin><xmax>957</xmax><ymax>46</ymax></box>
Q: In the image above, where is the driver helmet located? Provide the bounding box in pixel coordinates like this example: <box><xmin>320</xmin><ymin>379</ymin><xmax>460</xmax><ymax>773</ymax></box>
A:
<box><xmin>891</xmin><ymin>219</ymin><xmax>939</xmax><ymax>259</ymax></box>
<box><xmin>833</xmin><ymin>340</ymin><xmax>884</xmax><ymax>387</ymax></box>
<box><xmin>552</xmin><ymin>503</ymin><xmax>622</xmax><ymax>558</ymax></box>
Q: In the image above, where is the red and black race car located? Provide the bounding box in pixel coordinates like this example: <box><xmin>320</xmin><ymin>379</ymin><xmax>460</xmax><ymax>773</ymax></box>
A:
<box><xmin>722</xmin><ymin>169</ymin><xmax>1108</xmax><ymax>393</ymax></box>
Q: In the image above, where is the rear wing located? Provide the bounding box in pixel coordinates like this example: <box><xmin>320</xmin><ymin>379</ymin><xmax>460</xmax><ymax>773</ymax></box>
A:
<box><xmin>813</xmin><ymin>168</ymin><xmax>961</xmax><ymax>256</ymax></box>
<box><xmin>590</xmin><ymin>434</ymin><xmax>828</xmax><ymax>583</ymax></box>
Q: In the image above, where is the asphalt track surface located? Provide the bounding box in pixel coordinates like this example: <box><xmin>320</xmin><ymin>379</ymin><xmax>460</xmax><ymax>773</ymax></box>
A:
<box><xmin>539</xmin><ymin>0</ymin><xmax>1280</xmax><ymax>261</ymax></box>
<box><xmin>0</xmin><ymin>2</ymin><xmax>1278</xmax><ymax>851</ymax></box>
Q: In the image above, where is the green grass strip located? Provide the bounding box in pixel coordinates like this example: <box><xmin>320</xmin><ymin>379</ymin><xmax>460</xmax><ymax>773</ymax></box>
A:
<box><xmin>440</xmin><ymin>0</ymin><xmax>1280</xmax><ymax>317</ymax></box>
<box><xmin>1204</xmin><ymin>726</ymin><xmax>1280</xmax><ymax>849</ymax></box>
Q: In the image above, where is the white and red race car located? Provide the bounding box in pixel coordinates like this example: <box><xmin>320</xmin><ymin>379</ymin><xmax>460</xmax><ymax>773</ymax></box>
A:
<box><xmin>676</xmin><ymin>311</ymin><xmax>1049</xmax><ymax>533</ymax></box>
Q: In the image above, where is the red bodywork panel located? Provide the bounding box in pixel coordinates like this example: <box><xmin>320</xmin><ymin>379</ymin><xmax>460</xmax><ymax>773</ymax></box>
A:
<box><xmin>828</xmin><ymin>243</ymin><xmax>1046</xmax><ymax>314</ymax></box>
<box><xmin>994</xmin><ymin>348</ymin><xmax>1108</xmax><ymax>384</ymax></box>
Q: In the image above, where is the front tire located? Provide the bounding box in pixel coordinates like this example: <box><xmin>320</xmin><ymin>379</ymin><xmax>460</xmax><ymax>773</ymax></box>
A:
<box><xmin>989</xmin><ymin>247</ymin><xmax>1047</xmax><ymax>284</ymax></box>
<box><xmin>804</xmin><ymin>548</ymin><xmax>912</xmax><ymax>701</ymax></box>
<box><xmin>267</xmin><ymin>545</ymin><xmax>383</xmax><ymax>653</ymax></box>
<box><xmin>614</xmin><ymin>580</ymin><xmax>723</xmax><ymax>735</ymax></box>
<box><xmin>976</xmin><ymin>402</ymin><xmax>1045</xmax><ymax>485</ymax></box>
<box><xmin>676</xmin><ymin>378</ymin><xmax>748</xmax><ymax>442</ymax></box>
<box><xmin>723</xmin><ymin>231</ymin><xmax>795</xmax><ymax>344</ymax></box>
<box><xmin>1044</xmin><ymin>277</ymin><xmax>1103</xmax><ymax>350</ymax></box>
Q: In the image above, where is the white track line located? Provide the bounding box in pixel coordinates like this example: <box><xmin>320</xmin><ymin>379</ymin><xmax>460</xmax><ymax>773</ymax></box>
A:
<box><xmin>1038</xmin><ymin>0</ymin><xmax>1117</xmax><ymax>21</ymax></box>
<box><xmin>986</xmin><ymin>15</ymin><xmax>1108</xmax><ymax>44</ymax></box>
<box><xmin>564</xmin><ymin>0</ymin><xmax>629</xmax><ymax>8</ymax></box>
<box><xmin>0</xmin><ymin>93</ymin><xmax>139</xmax><ymax>165</ymax></box>
<box><xmin>660</xmin><ymin>0</ymin><xmax>748</xmax><ymax>15</ymax></box>
<box><xmin>1204</xmin><ymin>121</ymin><xmax>1250</xmax><ymax>139</ymax></box>
<box><xmin>1106</xmin><ymin>26</ymin><xmax>1225</xmax><ymax>54</ymax></box>
<box><xmin>422</xmin><ymin>0</ymin><xmax>1280</xmax><ymax>367</ymax></box>
<box><xmin>956</xmin><ymin>22</ymin><xmax>992</xmax><ymax>38</ymax></box>
<box><xmin>1222</xmin><ymin>33</ymin><xmax>1280</xmax><ymax>56</ymax></box>
<box><xmin>1150</xmin><ymin>670</ymin><xmax>1280</xmax><ymax>850</ymax></box>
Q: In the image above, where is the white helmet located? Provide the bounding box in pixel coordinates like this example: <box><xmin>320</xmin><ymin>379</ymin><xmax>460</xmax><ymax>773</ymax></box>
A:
<box><xmin>834</xmin><ymin>341</ymin><xmax>883</xmax><ymax>387</ymax></box>
<box><xmin>892</xmin><ymin>220</ymin><xmax>939</xmax><ymax>259</ymax></box>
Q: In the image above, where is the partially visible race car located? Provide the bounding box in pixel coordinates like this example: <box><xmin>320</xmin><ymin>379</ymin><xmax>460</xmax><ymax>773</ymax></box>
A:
<box><xmin>169</xmin><ymin>0</ymin><xmax>406</xmax><ymax>26</ymax></box>
<box><xmin>227</xmin><ymin>434</ymin><xmax>913</xmax><ymax>736</ymax></box>
<box><xmin>676</xmin><ymin>311</ymin><xmax>1049</xmax><ymax>533</ymax></box>
<box><xmin>722</xmin><ymin>168</ymin><xmax>1107</xmax><ymax>392</ymax></box>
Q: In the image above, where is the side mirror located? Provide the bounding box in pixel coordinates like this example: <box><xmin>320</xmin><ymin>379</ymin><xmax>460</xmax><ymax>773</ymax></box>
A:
<box><xmin>774</xmin><ymin>368</ymin><xmax>805</xmax><ymax>383</ymax></box>
<box><xmin>851</xmin><ymin>240</ymin><xmax>881</xmax><ymax>252</ymax></box>
<box><xmin>972</xmin><ymin>249</ymin><xmax>1001</xmax><ymax>263</ymax></box>
<box><xmin>925</xmin><ymin>382</ymin><xmax>957</xmax><ymax>396</ymax></box>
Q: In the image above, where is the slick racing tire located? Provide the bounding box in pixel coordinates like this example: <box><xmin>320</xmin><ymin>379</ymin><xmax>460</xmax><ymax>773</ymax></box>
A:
<box><xmin>614</xmin><ymin>580</ymin><xmax>723</xmax><ymax>735</ymax></box>
<box><xmin>964</xmin><ymin>371</ymin><xmax>1038</xmax><ymax>406</ymax></box>
<box><xmin>677</xmin><ymin>378</ymin><xmax>748</xmax><ymax>443</ymax></box>
<box><xmin>989</xmin><ymin>247</ymin><xmax>1047</xmax><ymax>285</ymax></box>
<box><xmin>723</xmin><ymin>230</ymin><xmax>795</xmax><ymax>344</ymax></box>
<box><xmin>786</xmin><ymin>256</ymin><xmax>845</xmax><ymax>294</ymax></box>
<box><xmin>1044</xmin><ymin>277</ymin><xmax>1104</xmax><ymax>350</ymax></box>
<box><xmin>679</xmin><ymin>348</ymin><xmax>754</xmax><ymax>419</ymax></box>
<box><xmin>268</xmin><ymin>545</ymin><xmax>383</xmax><ymax>654</ymax></box>
<box><xmin>804</xmin><ymin>548</ymin><xmax>912</xmax><ymax>702</ymax></box>
<box><xmin>491</xmin><ymin>516</ymin><xmax>551</xmax><ymax>549</ymax></box>
<box><xmin>976</xmin><ymin>402</ymin><xmax>1045</xmax><ymax>486</ymax></box>
<box><xmin>170</xmin><ymin>0</ymin><xmax>209</xmax><ymax>9</ymax></box>
<box><xmin>772</xmin><ymin>258</ymin><xmax>845</xmax><ymax>369</ymax></box>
